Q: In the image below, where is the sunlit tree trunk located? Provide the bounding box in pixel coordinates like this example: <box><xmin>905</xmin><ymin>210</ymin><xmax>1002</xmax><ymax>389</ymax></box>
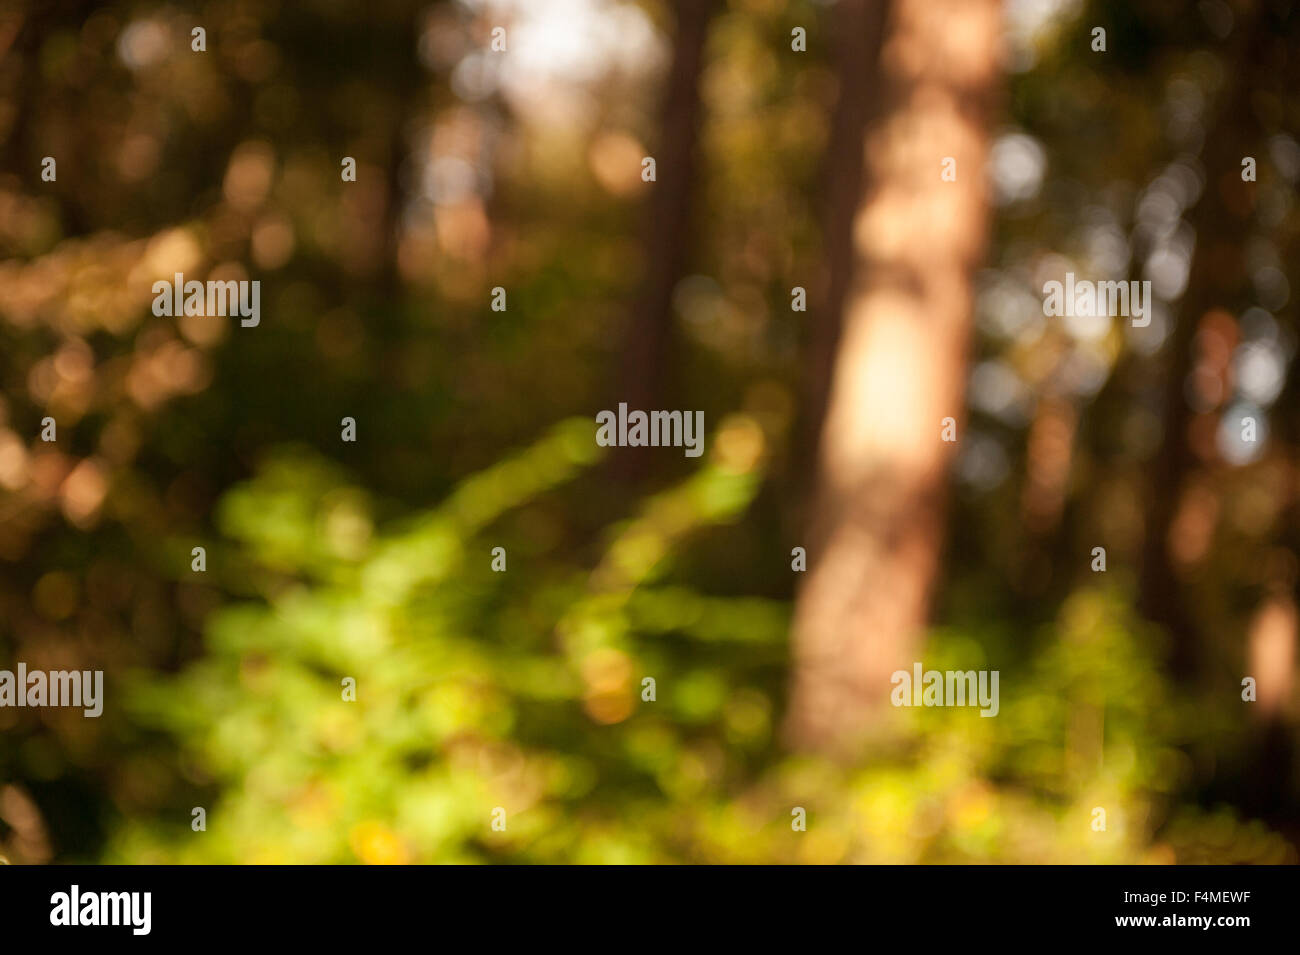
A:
<box><xmin>794</xmin><ymin>0</ymin><xmax>891</xmax><ymax>493</ymax></box>
<box><xmin>785</xmin><ymin>0</ymin><xmax>1002</xmax><ymax>754</ymax></box>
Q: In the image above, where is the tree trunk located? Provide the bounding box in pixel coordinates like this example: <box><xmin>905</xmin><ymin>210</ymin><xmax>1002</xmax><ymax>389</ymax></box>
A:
<box><xmin>794</xmin><ymin>0</ymin><xmax>892</xmax><ymax>494</ymax></box>
<box><xmin>785</xmin><ymin>0</ymin><xmax>1002</xmax><ymax>754</ymax></box>
<box><xmin>611</xmin><ymin>0</ymin><xmax>717</xmax><ymax>480</ymax></box>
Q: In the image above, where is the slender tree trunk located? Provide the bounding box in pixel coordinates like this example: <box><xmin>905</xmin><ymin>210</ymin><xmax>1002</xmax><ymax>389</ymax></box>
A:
<box><xmin>785</xmin><ymin>0</ymin><xmax>1002</xmax><ymax>754</ymax></box>
<box><xmin>611</xmin><ymin>0</ymin><xmax>717</xmax><ymax>479</ymax></box>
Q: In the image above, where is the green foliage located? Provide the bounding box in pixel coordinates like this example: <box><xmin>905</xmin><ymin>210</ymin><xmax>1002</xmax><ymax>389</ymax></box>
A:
<box><xmin>108</xmin><ymin>422</ymin><xmax>1293</xmax><ymax>864</ymax></box>
<box><xmin>110</xmin><ymin>417</ymin><xmax>783</xmax><ymax>863</ymax></box>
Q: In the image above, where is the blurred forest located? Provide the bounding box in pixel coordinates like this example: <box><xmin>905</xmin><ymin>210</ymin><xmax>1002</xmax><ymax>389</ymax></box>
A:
<box><xmin>1</xmin><ymin>0</ymin><xmax>1298</xmax><ymax>864</ymax></box>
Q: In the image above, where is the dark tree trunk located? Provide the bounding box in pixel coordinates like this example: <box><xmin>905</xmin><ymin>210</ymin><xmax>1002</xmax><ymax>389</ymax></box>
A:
<box><xmin>610</xmin><ymin>0</ymin><xmax>717</xmax><ymax>480</ymax></box>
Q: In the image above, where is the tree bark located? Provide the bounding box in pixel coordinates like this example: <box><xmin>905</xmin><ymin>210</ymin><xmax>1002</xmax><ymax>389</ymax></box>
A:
<box><xmin>785</xmin><ymin>0</ymin><xmax>1002</xmax><ymax>754</ymax></box>
<box><xmin>610</xmin><ymin>0</ymin><xmax>717</xmax><ymax>480</ymax></box>
<box><xmin>794</xmin><ymin>0</ymin><xmax>892</xmax><ymax>493</ymax></box>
